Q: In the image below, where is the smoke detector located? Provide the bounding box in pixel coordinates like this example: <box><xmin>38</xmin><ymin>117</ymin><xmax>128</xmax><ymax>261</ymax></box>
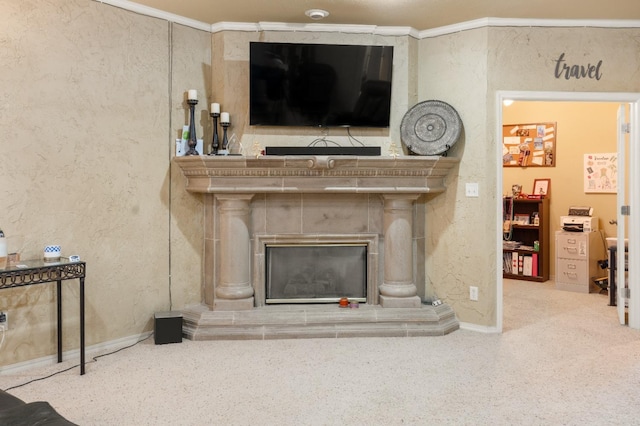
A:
<box><xmin>305</xmin><ymin>9</ymin><xmax>329</xmax><ymax>20</ymax></box>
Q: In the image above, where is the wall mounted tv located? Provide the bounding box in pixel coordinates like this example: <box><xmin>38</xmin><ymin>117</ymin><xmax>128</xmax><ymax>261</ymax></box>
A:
<box><xmin>249</xmin><ymin>42</ymin><xmax>394</xmax><ymax>128</ymax></box>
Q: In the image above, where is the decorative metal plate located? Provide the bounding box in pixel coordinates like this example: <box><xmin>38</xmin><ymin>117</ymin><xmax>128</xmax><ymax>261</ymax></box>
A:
<box><xmin>400</xmin><ymin>100</ymin><xmax>462</xmax><ymax>155</ymax></box>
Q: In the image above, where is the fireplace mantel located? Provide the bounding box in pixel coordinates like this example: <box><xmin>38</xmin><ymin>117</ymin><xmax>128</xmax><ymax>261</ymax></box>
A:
<box><xmin>174</xmin><ymin>155</ymin><xmax>459</xmax><ymax>194</ymax></box>
<box><xmin>174</xmin><ymin>154</ymin><xmax>461</xmax><ymax>340</ymax></box>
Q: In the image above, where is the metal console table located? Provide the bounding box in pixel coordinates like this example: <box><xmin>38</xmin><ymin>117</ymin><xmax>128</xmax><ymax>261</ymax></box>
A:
<box><xmin>0</xmin><ymin>259</ymin><xmax>86</xmax><ymax>375</ymax></box>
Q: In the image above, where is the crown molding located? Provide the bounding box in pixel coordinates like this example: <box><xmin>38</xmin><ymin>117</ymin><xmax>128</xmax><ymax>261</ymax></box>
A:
<box><xmin>210</xmin><ymin>21</ymin><xmax>260</xmax><ymax>33</ymax></box>
<box><xmin>211</xmin><ymin>21</ymin><xmax>418</xmax><ymax>37</ymax></box>
<box><xmin>419</xmin><ymin>17</ymin><xmax>640</xmax><ymax>38</ymax></box>
<box><xmin>95</xmin><ymin>0</ymin><xmax>211</xmax><ymax>31</ymax></box>
<box><xmin>418</xmin><ymin>17</ymin><xmax>491</xmax><ymax>38</ymax></box>
<box><xmin>94</xmin><ymin>1</ymin><xmax>640</xmax><ymax>38</ymax></box>
<box><xmin>259</xmin><ymin>22</ymin><xmax>376</xmax><ymax>34</ymax></box>
<box><xmin>487</xmin><ymin>17</ymin><xmax>640</xmax><ymax>29</ymax></box>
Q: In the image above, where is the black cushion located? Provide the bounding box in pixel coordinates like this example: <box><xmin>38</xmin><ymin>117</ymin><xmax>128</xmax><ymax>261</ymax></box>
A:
<box><xmin>0</xmin><ymin>401</ymin><xmax>77</xmax><ymax>426</ymax></box>
<box><xmin>0</xmin><ymin>390</ymin><xmax>25</xmax><ymax>410</ymax></box>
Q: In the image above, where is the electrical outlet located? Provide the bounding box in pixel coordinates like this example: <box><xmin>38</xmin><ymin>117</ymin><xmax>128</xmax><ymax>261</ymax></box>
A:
<box><xmin>469</xmin><ymin>286</ymin><xmax>479</xmax><ymax>301</ymax></box>
<box><xmin>465</xmin><ymin>182</ymin><xmax>479</xmax><ymax>197</ymax></box>
<box><xmin>0</xmin><ymin>311</ymin><xmax>7</xmax><ymax>330</ymax></box>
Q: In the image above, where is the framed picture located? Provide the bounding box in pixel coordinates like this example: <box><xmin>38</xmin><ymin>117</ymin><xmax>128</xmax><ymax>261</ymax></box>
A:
<box><xmin>532</xmin><ymin>179</ymin><xmax>550</xmax><ymax>197</ymax></box>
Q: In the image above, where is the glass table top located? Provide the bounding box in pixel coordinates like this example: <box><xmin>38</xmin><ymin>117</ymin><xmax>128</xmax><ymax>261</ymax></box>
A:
<box><xmin>1</xmin><ymin>257</ymin><xmax>84</xmax><ymax>273</ymax></box>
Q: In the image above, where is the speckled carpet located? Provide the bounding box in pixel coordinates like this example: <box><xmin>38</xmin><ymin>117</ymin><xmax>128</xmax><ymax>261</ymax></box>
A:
<box><xmin>2</xmin><ymin>279</ymin><xmax>639</xmax><ymax>425</ymax></box>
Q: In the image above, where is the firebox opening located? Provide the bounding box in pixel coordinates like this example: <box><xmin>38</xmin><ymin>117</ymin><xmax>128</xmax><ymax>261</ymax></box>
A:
<box><xmin>265</xmin><ymin>244</ymin><xmax>367</xmax><ymax>304</ymax></box>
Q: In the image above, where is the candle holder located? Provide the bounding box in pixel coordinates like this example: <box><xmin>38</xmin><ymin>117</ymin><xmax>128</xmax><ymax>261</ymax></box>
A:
<box><xmin>209</xmin><ymin>112</ymin><xmax>220</xmax><ymax>155</ymax></box>
<box><xmin>186</xmin><ymin>99</ymin><xmax>199</xmax><ymax>156</ymax></box>
<box><xmin>220</xmin><ymin>121</ymin><xmax>230</xmax><ymax>153</ymax></box>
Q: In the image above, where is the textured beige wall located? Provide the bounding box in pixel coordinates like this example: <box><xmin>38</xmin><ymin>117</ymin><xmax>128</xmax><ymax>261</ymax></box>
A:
<box><xmin>418</xmin><ymin>28</ymin><xmax>493</xmax><ymax>326</ymax></box>
<box><xmin>0</xmin><ymin>0</ymin><xmax>209</xmax><ymax>367</ymax></box>
<box><xmin>487</xmin><ymin>27</ymin><xmax>640</xmax><ymax>93</ymax></box>
<box><xmin>419</xmin><ymin>26</ymin><xmax>640</xmax><ymax>327</ymax></box>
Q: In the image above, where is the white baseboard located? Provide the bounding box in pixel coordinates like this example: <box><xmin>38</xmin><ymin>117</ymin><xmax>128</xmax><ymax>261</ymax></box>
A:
<box><xmin>459</xmin><ymin>321</ymin><xmax>501</xmax><ymax>333</ymax></box>
<box><xmin>0</xmin><ymin>331</ymin><xmax>153</xmax><ymax>375</ymax></box>
<box><xmin>1</xmin><ymin>323</ymin><xmax>498</xmax><ymax>374</ymax></box>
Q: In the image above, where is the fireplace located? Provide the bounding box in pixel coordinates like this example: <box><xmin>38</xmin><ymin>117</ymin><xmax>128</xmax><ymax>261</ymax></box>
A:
<box><xmin>254</xmin><ymin>233</ymin><xmax>380</xmax><ymax>307</ymax></box>
<box><xmin>265</xmin><ymin>244</ymin><xmax>367</xmax><ymax>304</ymax></box>
<box><xmin>175</xmin><ymin>154</ymin><xmax>461</xmax><ymax>339</ymax></box>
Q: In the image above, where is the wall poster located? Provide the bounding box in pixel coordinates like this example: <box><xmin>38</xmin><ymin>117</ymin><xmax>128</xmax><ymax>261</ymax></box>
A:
<box><xmin>584</xmin><ymin>153</ymin><xmax>617</xmax><ymax>193</ymax></box>
<box><xmin>502</xmin><ymin>122</ymin><xmax>556</xmax><ymax>167</ymax></box>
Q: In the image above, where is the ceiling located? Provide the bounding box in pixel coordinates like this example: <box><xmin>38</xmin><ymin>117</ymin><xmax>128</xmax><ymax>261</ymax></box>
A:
<box><xmin>132</xmin><ymin>0</ymin><xmax>640</xmax><ymax>30</ymax></box>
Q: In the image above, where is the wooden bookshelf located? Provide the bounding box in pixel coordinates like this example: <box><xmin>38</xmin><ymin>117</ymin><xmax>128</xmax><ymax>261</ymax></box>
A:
<box><xmin>503</xmin><ymin>198</ymin><xmax>549</xmax><ymax>282</ymax></box>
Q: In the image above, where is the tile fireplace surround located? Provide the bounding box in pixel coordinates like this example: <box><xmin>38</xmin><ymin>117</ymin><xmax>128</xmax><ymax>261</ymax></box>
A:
<box><xmin>175</xmin><ymin>154</ymin><xmax>460</xmax><ymax>339</ymax></box>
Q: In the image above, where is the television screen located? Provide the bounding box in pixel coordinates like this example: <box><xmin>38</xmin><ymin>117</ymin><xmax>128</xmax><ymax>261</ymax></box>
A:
<box><xmin>250</xmin><ymin>42</ymin><xmax>393</xmax><ymax>128</ymax></box>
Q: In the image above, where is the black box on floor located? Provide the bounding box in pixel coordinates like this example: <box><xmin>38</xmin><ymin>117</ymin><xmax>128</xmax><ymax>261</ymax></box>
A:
<box><xmin>154</xmin><ymin>311</ymin><xmax>183</xmax><ymax>344</ymax></box>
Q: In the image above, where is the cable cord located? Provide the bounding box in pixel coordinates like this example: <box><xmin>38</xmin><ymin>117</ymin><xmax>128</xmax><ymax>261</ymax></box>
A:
<box><xmin>306</xmin><ymin>127</ymin><xmax>367</xmax><ymax>148</ymax></box>
<box><xmin>309</xmin><ymin>136</ymin><xmax>341</xmax><ymax>147</ymax></box>
<box><xmin>503</xmin><ymin>196</ymin><xmax>514</xmax><ymax>241</ymax></box>
<box><xmin>0</xmin><ymin>324</ymin><xmax>5</xmax><ymax>352</ymax></box>
<box><xmin>598</xmin><ymin>228</ymin><xmax>609</xmax><ymax>254</ymax></box>
<box><xmin>2</xmin><ymin>333</ymin><xmax>154</xmax><ymax>392</ymax></box>
<box><xmin>346</xmin><ymin>127</ymin><xmax>366</xmax><ymax>146</ymax></box>
<box><xmin>167</xmin><ymin>21</ymin><xmax>174</xmax><ymax>312</ymax></box>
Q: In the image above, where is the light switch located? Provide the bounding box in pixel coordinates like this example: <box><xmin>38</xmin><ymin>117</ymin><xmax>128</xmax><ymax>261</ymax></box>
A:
<box><xmin>465</xmin><ymin>182</ymin><xmax>479</xmax><ymax>197</ymax></box>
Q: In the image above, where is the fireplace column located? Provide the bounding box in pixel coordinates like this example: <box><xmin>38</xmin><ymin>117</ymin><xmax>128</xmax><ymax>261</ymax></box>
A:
<box><xmin>379</xmin><ymin>194</ymin><xmax>421</xmax><ymax>308</ymax></box>
<box><xmin>213</xmin><ymin>194</ymin><xmax>254</xmax><ymax>311</ymax></box>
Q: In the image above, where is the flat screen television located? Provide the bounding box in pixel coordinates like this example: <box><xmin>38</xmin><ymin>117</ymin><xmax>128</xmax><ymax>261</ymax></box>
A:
<box><xmin>249</xmin><ymin>42</ymin><xmax>394</xmax><ymax>128</ymax></box>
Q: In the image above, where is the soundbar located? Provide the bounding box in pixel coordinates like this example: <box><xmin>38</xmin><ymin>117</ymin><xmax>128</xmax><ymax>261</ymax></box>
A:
<box><xmin>265</xmin><ymin>146</ymin><xmax>381</xmax><ymax>156</ymax></box>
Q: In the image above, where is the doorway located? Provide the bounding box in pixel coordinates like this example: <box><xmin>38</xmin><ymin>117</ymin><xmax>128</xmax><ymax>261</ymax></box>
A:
<box><xmin>496</xmin><ymin>91</ymin><xmax>640</xmax><ymax>332</ymax></box>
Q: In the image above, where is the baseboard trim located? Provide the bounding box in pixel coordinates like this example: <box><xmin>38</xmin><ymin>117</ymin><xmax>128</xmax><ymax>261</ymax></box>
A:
<box><xmin>459</xmin><ymin>321</ymin><xmax>501</xmax><ymax>333</ymax></box>
<box><xmin>0</xmin><ymin>331</ymin><xmax>153</xmax><ymax>375</ymax></box>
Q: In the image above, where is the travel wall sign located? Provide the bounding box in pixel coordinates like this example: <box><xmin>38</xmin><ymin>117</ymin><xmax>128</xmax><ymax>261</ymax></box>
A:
<box><xmin>554</xmin><ymin>53</ymin><xmax>603</xmax><ymax>81</ymax></box>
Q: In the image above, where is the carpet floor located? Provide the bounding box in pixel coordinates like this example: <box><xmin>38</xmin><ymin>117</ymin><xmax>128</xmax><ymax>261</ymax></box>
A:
<box><xmin>1</xmin><ymin>279</ymin><xmax>639</xmax><ymax>425</ymax></box>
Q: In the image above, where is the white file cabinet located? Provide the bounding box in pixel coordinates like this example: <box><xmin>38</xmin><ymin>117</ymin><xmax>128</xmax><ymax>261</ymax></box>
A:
<box><xmin>555</xmin><ymin>231</ymin><xmax>605</xmax><ymax>293</ymax></box>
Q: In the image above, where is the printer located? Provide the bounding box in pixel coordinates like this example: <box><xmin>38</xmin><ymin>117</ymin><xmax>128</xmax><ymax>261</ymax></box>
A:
<box><xmin>561</xmin><ymin>206</ymin><xmax>598</xmax><ymax>232</ymax></box>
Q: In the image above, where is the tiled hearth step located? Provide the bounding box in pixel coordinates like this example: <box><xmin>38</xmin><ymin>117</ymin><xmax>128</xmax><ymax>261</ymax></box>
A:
<box><xmin>181</xmin><ymin>304</ymin><xmax>459</xmax><ymax>340</ymax></box>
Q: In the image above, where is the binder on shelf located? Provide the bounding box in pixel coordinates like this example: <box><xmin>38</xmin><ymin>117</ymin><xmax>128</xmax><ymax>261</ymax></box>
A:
<box><xmin>532</xmin><ymin>253</ymin><xmax>538</xmax><ymax>277</ymax></box>
<box><xmin>503</xmin><ymin>253</ymin><xmax>512</xmax><ymax>274</ymax></box>
<box><xmin>512</xmin><ymin>252</ymin><xmax>518</xmax><ymax>273</ymax></box>
<box><xmin>523</xmin><ymin>255</ymin><xmax>533</xmax><ymax>276</ymax></box>
<box><xmin>518</xmin><ymin>254</ymin><xmax>524</xmax><ymax>274</ymax></box>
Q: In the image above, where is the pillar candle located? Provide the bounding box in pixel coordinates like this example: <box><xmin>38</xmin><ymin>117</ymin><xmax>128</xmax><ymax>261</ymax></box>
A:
<box><xmin>220</xmin><ymin>112</ymin><xmax>230</xmax><ymax>123</ymax></box>
<box><xmin>211</xmin><ymin>103</ymin><xmax>220</xmax><ymax>114</ymax></box>
<box><xmin>188</xmin><ymin>89</ymin><xmax>197</xmax><ymax>100</ymax></box>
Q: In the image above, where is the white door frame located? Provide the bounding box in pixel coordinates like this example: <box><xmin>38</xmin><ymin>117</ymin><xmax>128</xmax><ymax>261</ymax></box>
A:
<box><xmin>495</xmin><ymin>91</ymin><xmax>640</xmax><ymax>332</ymax></box>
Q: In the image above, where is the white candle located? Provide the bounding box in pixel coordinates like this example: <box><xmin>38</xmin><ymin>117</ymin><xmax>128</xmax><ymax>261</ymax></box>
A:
<box><xmin>220</xmin><ymin>112</ymin><xmax>230</xmax><ymax>123</ymax></box>
<box><xmin>211</xmin><ymin>103</ymin><xmax>220</xmax><ymax>114</ymax></box>
<box><xmin>187</xmin><ymin>89</ymin><xmax>197</xmax><ymax>100</ymax></box>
